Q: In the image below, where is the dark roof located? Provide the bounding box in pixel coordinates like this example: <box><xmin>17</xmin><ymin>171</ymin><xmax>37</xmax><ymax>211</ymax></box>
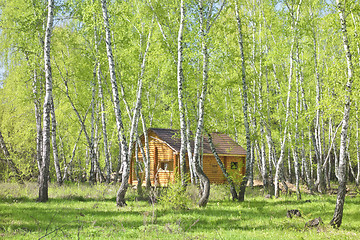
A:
<box><xmin>148</xmin><ymin>128</ymin><xmax>246</xmax><ymax>156</ymax></box>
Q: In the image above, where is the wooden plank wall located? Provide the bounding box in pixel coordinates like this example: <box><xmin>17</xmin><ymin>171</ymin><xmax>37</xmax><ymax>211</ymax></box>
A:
<box><xmin>130</xmin><ymin>131</ymin><xmax>246</xmax><ymax>186</ymax></box>
<box><xmin>130</xmin><ymin>131</ymin><xmax>177</xmax><ymax>186</ymax></box>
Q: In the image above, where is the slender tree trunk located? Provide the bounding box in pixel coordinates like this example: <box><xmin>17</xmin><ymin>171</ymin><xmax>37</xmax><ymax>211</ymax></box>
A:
<box><xmin>50</xmin><ymin>96</ymin><xmax>62</xmax><ymax>185</ymax></box>
<box><xmin>274</xmin><ymin>0</ymin><xmax>302</xmax><ymax>198</ymax></box>
<box><xmin>94</xmin><ymin>11</ymin><xmax>111</xmax><ymax>183</ymax></box>
<box><xmin>140</xmin><ymin>112</ymin><xmax>151</xmax><ymax>190</ymax></box>
<box><xmin>193</xmin><ymin>0</ymin><xmax>210</xmax><ymax>207</ymax></box>
<box><xmin>101</xmin><ymin>0</ymin><xmax>129</xmax><ymax>206</ymax></box>
<box><xmin>287</xmin><ymin>148</ymin><xmax>292</xmax><ymax>183</ymax></box>
<box><xmin>135</xmin><ymin>140</ymin><xmax>143</xmax><ymax>197</ymax></box>
<box><xmin>206</xmin><ymin>132</ymin><xmax>238</xmax><ymax>200</ymax></box>
<box><xmin>330</xmin><ymin>0</ymin><xmax>354</xmax><ymax>228</ymax></box>
<box><xmin>312</xmin><ymin>17</ymin><xmax>326</xmax><ymax>193</ymax></box>
<box><xmin>38</xmin><ymin>0</ymin><xmax>54</xmax><ymax>202</ymax></box>
<box><xmin>97</xmin><ymin>66</ymin><xmax>111</xmax><ymax>183</ymax></box>
<box><xmin>356</xmin><ymin>107</ymin><xmax>360</xmax><ymax>186</ymax></box>
<box><xmin>89</xmin><ymin>69</ymin><xmax>97</xmax><ymax>183</ymax></box>
<box><xmin>59</xmin><ymin>70</ymin><xmax>99</xmax><ymax>185</ymax></box>
<box><xmin>63</xmin><ymin>127</ymin><xmax>83</xmax><ymax>182</ymax></box>
<box><xmin>301</xmin><ymin>130</ymin><xmax>313</xmax><ymax>193</ymax></box>
<box><xmin>235</xmin><ymin>2</ymin><xmax>251</xmax><ymax>202</ymax></box>
<box><xmin>33</xmin><ymin>69</ymin><xmax>43</xmax><ymax>174</ymax></box>
<box><xmin>177</xmin><ymin>0</ymin><xmax>187</xmax><ymax>186</ymax></box>
<box><xmin>292</xmin><ymin>40</ymin><xmax>304</xmax><ymax>199</ymax></box>
<box><xmin>185</xmin><ymin>107</ymin><xmax>196</xmax><ymax>184</ymax></box>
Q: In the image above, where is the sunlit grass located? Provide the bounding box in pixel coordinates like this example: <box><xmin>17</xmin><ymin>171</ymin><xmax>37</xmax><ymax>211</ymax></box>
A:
<box><xmin>0</xmin><ymin>182</ymin><xmax>359</xmax><ymax>239</ymax></box>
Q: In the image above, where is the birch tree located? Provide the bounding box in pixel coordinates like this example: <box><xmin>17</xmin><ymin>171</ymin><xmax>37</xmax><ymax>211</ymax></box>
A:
<box><xmin>101</xmin><ymin>0</ymin><xmax>130</xmax><ymax>206</ymax></box>
<box><xmin>235</xmin><ymin>1</ymin><xmax>251</xmax><ymax>201</ymax></box>
<box><xmin>191</xmin><ymin>0</ymin><xmax>224</xmax><ymax>207</ymax></box>
<box><xmin>50</xmin><ymin>96</ymin><xmax>62</xmax><ymax>185</ymax></box>
<box><xmin>330</xmin><ymin>0</ymin><xmax>354</xmax><ymax>228</ymax></box>
<box><xmin>38</xmin><ymin>0</ymin><xmax>54</xmax><ymax>202</ymax></box>
<box><xmin>177</xmin><ymin>0</ymin><xmax>187</xmax><ymax>187</ymax></box>
<box><xmin>273</xmin><ymin>0</ymin><xmax>302</xmax><ymax>198</ymax></box>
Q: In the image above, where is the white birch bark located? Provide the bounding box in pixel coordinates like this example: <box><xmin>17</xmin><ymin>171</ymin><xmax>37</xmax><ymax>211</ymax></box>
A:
<box><xmin>32</xmin><ymin>69</ymin><xmax>43</xmax><ymax>174</ymax></box>
<box><xmin>274</xmin><ymin>0</ymin><xmax>302</xmax><ymax>198</ymax></box>
<box><xmin>94</xmin><ymin>17</ymin><xmax>111</xmax><ymax>183</ymax></box>
<box><xmin>63</xmin><ymin>127</ymin><xmax>83</xmax><ymax>182</ymax></box>
<box><xmin>101</xmin><ymin>0</ymin><xmax>129</xmax><ymax>206</ymax></box>
<box><xmin>193</xmin><ymin>0</ymin><xmax>211</xmax><ymax>207</ymax></box>
<box><xmin>140</xmin><ymin>112</ymin><xmax>151</xmax><ymax>189</ymax></box>
<box><xmin>206</xmin><ymin>132</ymin><xmax>238</xmax><ymax>200</ymax></box>
<box><xmin>135</xmin><ymin>138</ymin><xmax>143</xmax><ymax>197</ymax></box>
<box><xmin>185</xmin><ymin>106</ymin><xmax>196</xmax><ymax>184</ymax></box>
<box><xmin>177</xmin><ymin>0</ymin><xmax>187</xmax><ymax>186</ymax></box>
<box><xmin>126</xmin><ymin>23</ymin><xmax>152</xmax><ymax>186</ymax></box>
<box><xmin>235</xmin><ymin>1</ymin><xmax>252</xmax><ymax>202</ymax></box>
<box><xmin>38</xmin><ymin>0</ymin><xmax>54</xmax><ymax>202</ymax></box>
<box><xmin>330</xmin><ymin>0</ymin><xmax>354</xmax><ymax>228</ymax></box>
<box><xmin>301</xmin><ymin>130</ymin><xmax>313</xmax><ymax>193</ymax></box>
<box><xmin>311</xmin><ymin>14</ymin><xmax>326</xmax><ymax>192</ymax></box>
<box><xmin>97</xmin><ymin>66</ymin><xmax>111</xmax><ymax>183</ymax></box>
<box><xmin>101</xmin><ymin>0</ymin><xmax>152</xmax><ymax>205</ymax></box>
<box><xmin>50</xmin><ymin>96</ymin><xmax>62</xmax><ymax>185</ymax></box>
<box><xmin>356</xmin><ymin>106</ymin><xmax>360</xmax><ymax>186</ymax></box>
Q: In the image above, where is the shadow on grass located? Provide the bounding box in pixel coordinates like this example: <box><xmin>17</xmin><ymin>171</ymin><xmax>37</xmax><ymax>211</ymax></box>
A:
<box><xmin>1</xmin><ymin>193</ymin><xmax>359</xmax><ymax>237</ymax></box>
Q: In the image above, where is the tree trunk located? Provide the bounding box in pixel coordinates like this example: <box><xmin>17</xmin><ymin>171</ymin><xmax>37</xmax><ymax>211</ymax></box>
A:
<box><xmin>177</xmin><ymin>0</ymin><xmax>187</xmax><ymax>187</ymax></box>
<box><xmin>60</xmin><ymin>68</ymin><xmax>99</xmax><ymax>185</ymax></box>
<box><xmin>274</xmin><ymin>0</ymin><xmax>302</xmax><ymax>198</ymax></box>
<box><xmin>38</xmin><ymin>0</ymin><xmax>54</xmax><ymax>202</ymax></box>
<box><xmin>206</xmin><ymin>132</ymin><xmax>238</xmax><ymax>200</ymax></box>
<box><xmin>94</xmin><ymin>13</ymin><xmax>112</xmax><ymax>183</ymax></box>
<box><xmin>50</xmin><ymin>96</ymin><xmax>62</xmax><ymax>185</ymax></box>
<box><xmin>301</xmin><ymin>131</ymin><xmax>313</xmax><ymax>193</ymax></box>
<box><xmin>63</xmin><ymin>127</ymin><xmax>83</xmax><ymax>182</ymax></box>
<box><xmin>191</xmin><ymin>0</ymin><xmax>222</xmax><ymax>207</ymax></box>
<box><xmin>97</xmin><ymin>66</ymin><xmax>111</xmax><ymax>183</ymax></box>
<box><xmin>101</xmin><ymin>0</ymin><xmax>129</xmax><ymax>206</ymax></box>
<box><xmin>140</xmin><ymin>112</ymin><xmax>151</xmax><ymax>190</ymax></box>
<box><xmin>312</xmin><ymin>17</ymin><xmax>326</xmax><ymax>193</ymax></box>
<box><xmin>235</xmin><ymin>2</ymin><xmax>251</xmax><ymax>202</ymax></box>
<box><xmin>135</xmin><ymin>141</ymin><xmax>143</xmax><ymax>197</ymax></box>
<box><xmin>356</xmin><ymin>107</ymin><xmax>360</xmax><ymax>186</ymax></box>
<box><xmin>330</xmin><ymin>0</ymin><xmax>354</xmax><ymax>228</ymax></box>
<box><xmin>32</xmin><ymin>69</ymin><xmax>43</xmax><ymax>175</ymax></box>
<box><xmin>185</xmin><ymin>107</ymin><xmax>196</xmax><ymax>184</ymax></box>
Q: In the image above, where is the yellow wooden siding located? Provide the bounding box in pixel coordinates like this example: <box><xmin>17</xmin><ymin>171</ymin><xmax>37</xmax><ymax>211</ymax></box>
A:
<box><xmin>130</xmin><ymin>131</ymin><xmax>246</xmax><ymax>186</ymax></box>
<box><xmin>130</xmin><ymin>131</ymin><xmax>177</xmax><ymax>186</ymax></box>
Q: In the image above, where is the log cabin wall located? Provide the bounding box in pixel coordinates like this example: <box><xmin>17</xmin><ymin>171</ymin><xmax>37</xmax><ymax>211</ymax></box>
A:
<box><xmin>130</xmin><ymin>131</ymin><xmax>177</xmax><ymax>186</ymax></box>
<box><xmin>130</xmin><ymin>129</ymin><xmax>247</xmax><ymax>186</ymax></box>
<box><xmin>202</xmin><ymin>155</ymin><xmax>226</xmax><ymax>183</ymax></box>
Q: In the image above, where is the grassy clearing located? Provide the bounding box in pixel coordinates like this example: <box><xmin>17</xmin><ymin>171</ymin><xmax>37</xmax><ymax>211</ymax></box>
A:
<box><xmin>0</xmin><ymin>182</ymin><xmax>359</xmax><ymax>239</ymax></box>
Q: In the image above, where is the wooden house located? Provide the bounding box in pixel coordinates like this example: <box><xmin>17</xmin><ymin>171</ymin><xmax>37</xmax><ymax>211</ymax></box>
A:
<box><xmin>129</xmin><ymin>128</ymin><xmax>246</xmax><ymax>186</ymax></box>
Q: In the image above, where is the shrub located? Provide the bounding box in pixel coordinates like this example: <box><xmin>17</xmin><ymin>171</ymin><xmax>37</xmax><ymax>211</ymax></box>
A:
<box><xmin>158</xmin><ymin>174</ymin><xmax>192</xmax><ymax>210</ymax></box>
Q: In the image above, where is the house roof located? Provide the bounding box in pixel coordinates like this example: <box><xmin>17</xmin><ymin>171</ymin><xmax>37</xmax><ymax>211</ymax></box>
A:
<box><xmin>148</xmin><ymin>128</ymin><xmax>246</xmax><ymax>156</ymax></box>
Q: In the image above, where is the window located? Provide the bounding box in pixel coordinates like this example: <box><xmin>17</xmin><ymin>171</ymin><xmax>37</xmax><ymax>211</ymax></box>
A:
<box><xmin>230</xmin><ymin>162</ymin><xmax>238</xmax><ymax>169</ymax></box>
<box><xmin>159</xmin><ymin>161</ymin><xmax>173</xmax><ymax>171</ymax></box>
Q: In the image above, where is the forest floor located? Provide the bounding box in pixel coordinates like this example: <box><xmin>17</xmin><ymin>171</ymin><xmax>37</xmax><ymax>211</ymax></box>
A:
<box><xmin>0</xmin><ymin>182</ymin><xmax>359</xmax><ymax>239</ymax></box>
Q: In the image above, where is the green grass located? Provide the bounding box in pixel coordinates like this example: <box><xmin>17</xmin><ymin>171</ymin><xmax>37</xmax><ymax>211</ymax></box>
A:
<box><xmin>0</xmin><ymin>182</ymin><xmax>359</xmax><ymax>239</ymax></box>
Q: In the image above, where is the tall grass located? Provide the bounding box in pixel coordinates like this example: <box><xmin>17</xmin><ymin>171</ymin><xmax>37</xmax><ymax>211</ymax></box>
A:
<box><xmin>0</xmin><ymin>182</ymin><xmax>359</xmax><ymax>239</ymax></box>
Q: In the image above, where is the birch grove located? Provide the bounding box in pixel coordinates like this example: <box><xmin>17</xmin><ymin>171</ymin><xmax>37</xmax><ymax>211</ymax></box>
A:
<box><xmin>0</xmin><ymin>0</ymin><xmax>359</xmax><ymax>224</ymax></box>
